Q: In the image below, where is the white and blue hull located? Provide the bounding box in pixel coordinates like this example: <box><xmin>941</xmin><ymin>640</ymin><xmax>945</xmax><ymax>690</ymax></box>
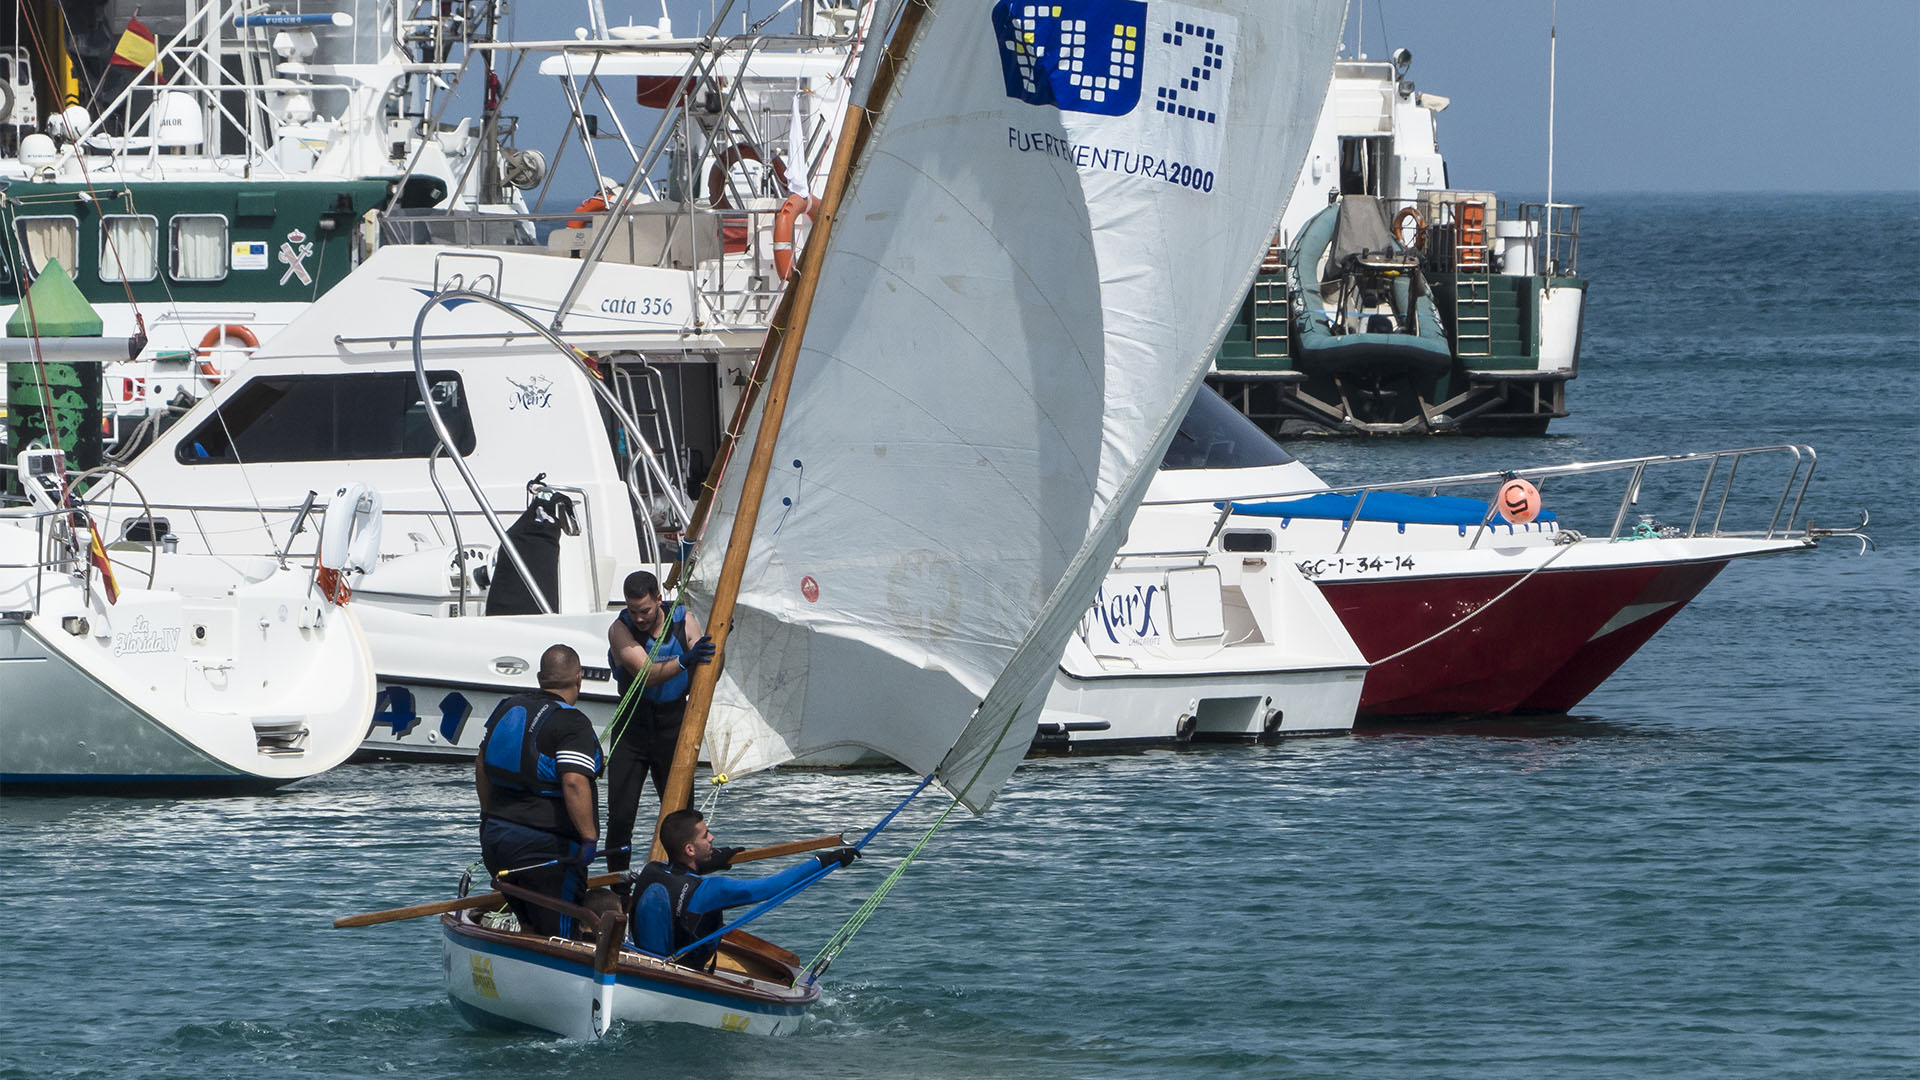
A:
<box><xmin>442</xmin><ymin>916</ymin><xmax>814</xmax><ymax>1039</ymax></box>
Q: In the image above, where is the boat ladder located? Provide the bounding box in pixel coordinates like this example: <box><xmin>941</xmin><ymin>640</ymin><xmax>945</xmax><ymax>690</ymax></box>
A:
<box><xmin>1251</xmin><ymin>241</ymin><xmax>1290</xmax><ymax>364</ymax></box>
<box><xmin>1448</xmin><ymin>200</ymin><xmax>1494</xmax><ymax>359</ymax></box>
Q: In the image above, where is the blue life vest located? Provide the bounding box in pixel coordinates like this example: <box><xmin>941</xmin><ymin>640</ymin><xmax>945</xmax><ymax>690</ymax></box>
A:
<box><xmin>611</xmin><ymin>605</ymin><xmax>692</xmax><ymax>703</ymax></box>
<box><xmin>481</xmin><ymin>695</ymin><xmax>566</xmax><ymax>798</ymax></box>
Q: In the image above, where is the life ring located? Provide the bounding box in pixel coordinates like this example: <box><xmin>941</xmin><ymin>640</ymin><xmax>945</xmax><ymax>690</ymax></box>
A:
<box><xmin>316</xmin><ymin>482</ymin><xmax>383</xmax><ymax>604</ymax></box>
<box><xmin>771</xmin><ymin>194</ymin><xmax>818</xmax><ymax>280</ymax></box>
<box><xmin>1393</xmin><ymin>206</ymin><xmax>1427</xmax><ymax>252</ymax></box>
<box><xmin>704</xmin><ymin>143</ymin><xmax>787</xmax><ymax>210</ymax></box>
<box><xmin>195</xmin><ymin>324</ymin><xmax>259</xmax><ymax>383</ymax></box>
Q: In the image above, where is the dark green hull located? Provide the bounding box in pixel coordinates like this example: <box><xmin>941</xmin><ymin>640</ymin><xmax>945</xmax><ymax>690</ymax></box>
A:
<box><xmin>1211</xmin><ymin>258</ymin><xmax>1586</xmax><ymax>436</ymax></box>
<box><xmin>0</xmin><ymin>178</ymin><xmax>406</xmax><ymax>307</ymax></box>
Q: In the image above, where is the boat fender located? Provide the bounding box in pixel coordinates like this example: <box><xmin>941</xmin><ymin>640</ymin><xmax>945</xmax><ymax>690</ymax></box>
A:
<box><xmin>1393</xmin><ymin>206</ymin><xmax>1427</xmax><ymax>252</ymax></box>
<box><xmin>195</xmin><ymin>323</ymin><xmax>259</xmax><ymax>383</ymax></box>
<box><xmin>317</xmin><ymin>482</ymin><xmax>383</xmax><ymax>603</ymax></box>
<box><xmin>771</xmin><ymin>194</ymin><xmax>817</xmax><ymax>280</ymax></box>
<box><xmin>1497</xmin><ymin>478</ymin><xmax>1541</xmax><ymax>525</ymax></box>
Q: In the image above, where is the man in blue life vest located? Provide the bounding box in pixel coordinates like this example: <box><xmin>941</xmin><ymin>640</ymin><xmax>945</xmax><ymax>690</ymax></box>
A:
<box><xmin>475</xmin><ymin>644</ymin><xmax>604</xmax><ymax>938</ymax></box>
<box><xmin>604</xmin><ymin>570</ymin><xmax>713</xmax><ymax>879</ymax></box>
<box><xmin>631</xmin><ymin>808</ymin><xmax>860</xmax><ymax>969</ymax></box>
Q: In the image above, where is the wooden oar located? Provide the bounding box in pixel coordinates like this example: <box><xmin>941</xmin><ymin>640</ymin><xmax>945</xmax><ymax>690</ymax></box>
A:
<box><xmin>331</xmin><ymin>833</ymin><xmax>845</xmax><ymax>929</ymax></box>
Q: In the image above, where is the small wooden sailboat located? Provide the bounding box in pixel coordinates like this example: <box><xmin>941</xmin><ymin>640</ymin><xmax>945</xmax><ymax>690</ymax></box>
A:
<box><xmin>425</xmin><ymin>0</ymin><xmax>1347</xmax><ymax>1038</ymax></box>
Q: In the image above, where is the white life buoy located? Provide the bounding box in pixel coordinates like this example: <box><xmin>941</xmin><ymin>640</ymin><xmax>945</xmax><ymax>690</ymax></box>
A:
<box><xmin>317</xmin><ymin>483</ymin><xmax>383</xmax><ymax>603</ymax></box>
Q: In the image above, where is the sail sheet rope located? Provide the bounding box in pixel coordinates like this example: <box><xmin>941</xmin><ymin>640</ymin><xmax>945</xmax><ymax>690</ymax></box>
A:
<box><xmin>668</xmin><ymin>773</ymin><xmax>936</xmax><ymax>967</ymax></box>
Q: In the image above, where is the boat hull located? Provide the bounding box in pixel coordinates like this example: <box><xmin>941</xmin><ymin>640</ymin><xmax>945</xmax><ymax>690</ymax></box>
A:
<box><xmin>1316</xmin><ymin>557</ymin><xmax>1738</xmax><ymax>716</ymax></box>
<box><xmin>0</xmin><ymin>620</ymin><xmax>263</xmax><ymax>788</ymax></box>
<box><xmin>0</xmin><ymin>552</ymin><xmax>375</xmax><ymax>790</ymax></box>
<box><xmin>442</xmin><ymin>914</ymin><xmax>815</xmax><ymax>1039</ymax></box>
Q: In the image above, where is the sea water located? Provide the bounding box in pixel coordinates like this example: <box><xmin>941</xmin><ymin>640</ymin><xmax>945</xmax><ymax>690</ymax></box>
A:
<box><xmin>2</xmin><ymin>193</ymin><xmax>1915</xmax><ymax>1079</ymax></box>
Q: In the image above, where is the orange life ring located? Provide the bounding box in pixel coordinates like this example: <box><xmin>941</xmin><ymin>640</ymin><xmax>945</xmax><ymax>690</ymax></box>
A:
<box><xmin>195</xmin><ymin>324</ymin><xmax>259</xmax><ymax>383</ymax></box>
<box><xmin>1393</xmin><ymin>206</ymin><xmax>1427</xmax><ymax>252</ymax></box>
<box><xmin>771</xmin><ymin>194</ymin><xmax>818</xmax><ymax>280</ymax></box>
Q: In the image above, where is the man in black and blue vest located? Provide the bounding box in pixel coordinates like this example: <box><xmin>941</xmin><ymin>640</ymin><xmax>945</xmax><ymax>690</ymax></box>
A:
<box><xmin>631</xmin><ymin>808</ymin><xmax>860</xmax><ymax>969</ymax></box>
<box><xmin>475</xmin><ymin>643</ymin><xmax>604</xmax><ymax>938</ymax></box>
<box><xmin>604</xmin><ymin>570</ymin><xmax>713</xmax><ymax>879</ymax></box>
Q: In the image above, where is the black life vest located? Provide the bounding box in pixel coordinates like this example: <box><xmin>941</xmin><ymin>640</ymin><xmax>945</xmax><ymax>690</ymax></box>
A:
<box><xmin>480</xmin><ymin>693</ymin><xmax>568</xmax><ymax>799</ymax></box>
<box><xmin>634</xmin><ymin>860</ymin><xmax>722</xmax><ymax>969</ymax></box>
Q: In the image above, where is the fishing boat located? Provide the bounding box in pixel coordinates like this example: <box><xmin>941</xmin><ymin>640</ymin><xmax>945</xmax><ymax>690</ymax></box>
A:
<box><xmin>1210</xmin><ymin>18</ymin><xmax>1588</xmax><ymax>435</ymax></box>
<box><xmin>0</xmin><ymin>446</ymin><xmax>376</xmax><ymax>789</ymax></box>
<box><xmin>429</xmin><ymin>0</ymin><xmax>1349</xmax><ymax>1037</ymax></box>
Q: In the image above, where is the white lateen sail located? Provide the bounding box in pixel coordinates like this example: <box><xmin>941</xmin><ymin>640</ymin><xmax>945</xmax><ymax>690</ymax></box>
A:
<box><xmin>693</xmin><ymin>0</ymin><xmax>1343</xmax><ymax>810</ymax></box>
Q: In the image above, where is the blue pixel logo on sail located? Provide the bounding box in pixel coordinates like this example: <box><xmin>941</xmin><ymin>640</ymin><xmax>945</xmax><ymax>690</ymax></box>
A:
<box><xmin>993</xmin><ymin>1</ymin><xmax>1231</xmax><ymax>126</ymax></box>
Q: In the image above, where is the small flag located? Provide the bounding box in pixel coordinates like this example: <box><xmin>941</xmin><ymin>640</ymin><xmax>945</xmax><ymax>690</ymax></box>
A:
<box><xmin>85</xmin><ymin>518</ymin><xmax>121</xmax><ymax>604</ymax></box>
<box><xmin>110</xmin><ymin>18</ymin><xmax>161</xmax><ymax>77</ymax></box>
<box><xmin>78</xmin><ymin>510</ymin><xmax>120</xmax><ymax>604</ymax></box>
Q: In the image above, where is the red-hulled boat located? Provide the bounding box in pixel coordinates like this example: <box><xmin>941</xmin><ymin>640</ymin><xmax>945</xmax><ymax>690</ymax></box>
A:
<box><xmin>1132</xmin><ymin>391</ymin><xmax>1834</xmax><ymax>717</ymax></box>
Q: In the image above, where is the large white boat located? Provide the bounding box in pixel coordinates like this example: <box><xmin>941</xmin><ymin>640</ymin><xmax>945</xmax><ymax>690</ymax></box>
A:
<box><xmin>105</xmin><ymin>0</ymin><xmax>1366</xmax><ymax>761</ymax></box>
<box><xmin>0</xmin><ymin>447</ymin><xmax>375</xmax><ymax>789</ymax></box>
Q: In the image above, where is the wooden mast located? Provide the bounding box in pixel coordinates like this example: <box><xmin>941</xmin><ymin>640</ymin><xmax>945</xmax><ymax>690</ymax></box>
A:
<box><xmin>648</xmin><ymin>1</ymin><xmax>933</xmax><ymax>862</ymax></box>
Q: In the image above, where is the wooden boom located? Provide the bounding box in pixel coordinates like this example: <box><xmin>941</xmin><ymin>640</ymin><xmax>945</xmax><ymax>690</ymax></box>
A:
<box><xmin>331</xmin><ymin>833</ymin><xmax>844</xmax><ymax>929</ymax></box>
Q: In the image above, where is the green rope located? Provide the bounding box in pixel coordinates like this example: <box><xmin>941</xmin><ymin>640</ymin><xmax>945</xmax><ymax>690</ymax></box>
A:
<box><xmin>805</xmin><ymin>702</ymin><xmax>1028</xmax><ymax>981</ymax></box>
<box><xmin>805</xmin><ymin>793</ymin><xmax>964</xmax><ymax>980</ymax></box>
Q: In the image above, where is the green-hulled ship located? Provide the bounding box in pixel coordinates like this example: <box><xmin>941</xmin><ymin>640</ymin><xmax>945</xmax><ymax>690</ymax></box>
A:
<box><xmin>1</xmin><ymin>0</ymin><xmax>531</xmax><ymax>455</ymax></box>
<box><xmin>1209</xmin><ymin>47</ymin><xmax>1587</xmax><ymax>436</ymax></box>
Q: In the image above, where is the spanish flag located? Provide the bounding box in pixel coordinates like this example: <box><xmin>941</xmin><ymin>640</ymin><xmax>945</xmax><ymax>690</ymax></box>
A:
<box><xmin>109</xmin><ymin>18</ymin><xmax>161</xmax><ymax>77</ymax></box>
<box><xmin>80</xmin><ymin>512</ymin><xmax>120</xmax><ymax>604</ymax></box>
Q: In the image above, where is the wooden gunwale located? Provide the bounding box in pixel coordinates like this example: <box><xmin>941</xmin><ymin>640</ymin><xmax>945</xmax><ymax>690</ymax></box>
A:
<box><xmin>442</xmin><ymin>910</ymin><xmax>818</xmax><ymax>1007</ymax></box>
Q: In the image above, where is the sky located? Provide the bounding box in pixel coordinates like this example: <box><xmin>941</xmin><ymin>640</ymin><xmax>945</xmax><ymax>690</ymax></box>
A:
<box><xmin>507</xmin><ymin>0</ymin><xmax>1920</xmax><ymax>198</ymax></box>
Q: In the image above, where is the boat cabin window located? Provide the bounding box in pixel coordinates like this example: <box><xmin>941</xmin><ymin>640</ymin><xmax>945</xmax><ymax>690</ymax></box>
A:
<box><xmin>15</xmin><ymin>217</ymin><xmax>80</xmax><ymax>280</ymax></box>
<box><xmin>99</xmin><ymin>216</ymin><xmax>159</xmax><ymax>283</ymax></box>
<box><xmin>1222</xmin><ymin>531</ymin><xmax>1274</xmax><ymax>553</ymax></box>
<box><xmin>175</xmin><ymin>371</ymin><xmax>477</xmax><ymax>465</ymax></box>
<box><xmin>1162</xmin><ymin>389</ymin><xmax>1296</xmax><ymax>470</ymax></box>
<box><xmin>169</xmin><ymin>215</ymin><xmax>228</xmax><ymax>281</ymax></box>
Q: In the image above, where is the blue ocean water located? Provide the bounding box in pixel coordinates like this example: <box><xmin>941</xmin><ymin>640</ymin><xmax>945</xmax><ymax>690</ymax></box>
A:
<box><xmin>2</xmin><ymin>193</ymin><xmax>1916</xmax><ymax>1079</ymax></box>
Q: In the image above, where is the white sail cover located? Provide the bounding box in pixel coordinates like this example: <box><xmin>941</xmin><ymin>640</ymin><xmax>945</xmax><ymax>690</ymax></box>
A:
<box><xmin>693</xmin><ymin>0</ymin><xmax>1341</xmax><ymax>810</ymax></box>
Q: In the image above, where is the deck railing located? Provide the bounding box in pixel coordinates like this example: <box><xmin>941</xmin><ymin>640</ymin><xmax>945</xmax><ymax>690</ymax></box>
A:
<box><xmin>1148</xmin><ymin>445</ymin><xmax>1823</xmax><ymax>555</ymax></box>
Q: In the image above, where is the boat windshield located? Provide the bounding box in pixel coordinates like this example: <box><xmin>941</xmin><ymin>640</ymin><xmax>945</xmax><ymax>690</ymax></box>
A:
<box><xmin>1161</xmin><ymin>389</ymin><xmax>1296</xmax><ymax>470</ymax></box>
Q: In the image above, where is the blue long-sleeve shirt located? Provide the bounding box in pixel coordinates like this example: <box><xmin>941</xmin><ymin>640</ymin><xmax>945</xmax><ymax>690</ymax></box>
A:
<box><xmin>633</xmin><ymin>858</ymin><xmax>823</xmax><ymax>957</ymax></box>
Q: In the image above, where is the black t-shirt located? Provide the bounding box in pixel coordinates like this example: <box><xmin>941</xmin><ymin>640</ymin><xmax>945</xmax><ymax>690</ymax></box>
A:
<box><xmin>479</xmin><ymin>691</ymin><xmax>603</xmax><ymax>837</ymax></box>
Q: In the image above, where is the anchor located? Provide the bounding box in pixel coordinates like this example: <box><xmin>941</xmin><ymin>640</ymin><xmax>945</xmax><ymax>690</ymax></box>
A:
<box><xmin>1806</xmin><ymin>510</ymin><xmax>1874</xmax><ymax>554</ymax></box>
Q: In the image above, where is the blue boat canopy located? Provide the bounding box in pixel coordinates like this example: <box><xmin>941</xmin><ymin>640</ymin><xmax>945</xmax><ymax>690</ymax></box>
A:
<box><xmin>1224</xmin><ymin>491</ymin><xmax>1556</xmax><ymax>527</ymax></box>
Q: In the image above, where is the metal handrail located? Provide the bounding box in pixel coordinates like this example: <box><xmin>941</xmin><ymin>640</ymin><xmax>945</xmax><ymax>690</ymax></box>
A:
<box><xmin>1177</xmin><ymin>445</ymin><xmax>1821</xmax><ymax>546</ymax></box>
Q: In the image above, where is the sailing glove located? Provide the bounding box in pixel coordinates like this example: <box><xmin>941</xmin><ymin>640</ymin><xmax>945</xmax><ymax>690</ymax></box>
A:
<box><xmin>573</xmin><ymin>838</ymin><xmax>599</xmax><ymax>867</ymax></box>
<box><xmin>697</xmin><ymin>846</ymin><xmax>746</xmax><ymax>873</ymax></box>
<box><xmin>816</xmin><ymin>847</ymin><xmax>860</xmax><ymax>869</ymax></box>
<box><xmin>686</xmin><ymin>636</ymin><xmax>716</xmax><ymax>665</ymax></box>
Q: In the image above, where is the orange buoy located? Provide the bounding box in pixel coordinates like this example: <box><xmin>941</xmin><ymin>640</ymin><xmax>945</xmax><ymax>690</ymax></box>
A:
<box><xmin>1498</xmin><ymin>478</ymin><xmax>1542</xmax><ymax>524</ymax></box>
